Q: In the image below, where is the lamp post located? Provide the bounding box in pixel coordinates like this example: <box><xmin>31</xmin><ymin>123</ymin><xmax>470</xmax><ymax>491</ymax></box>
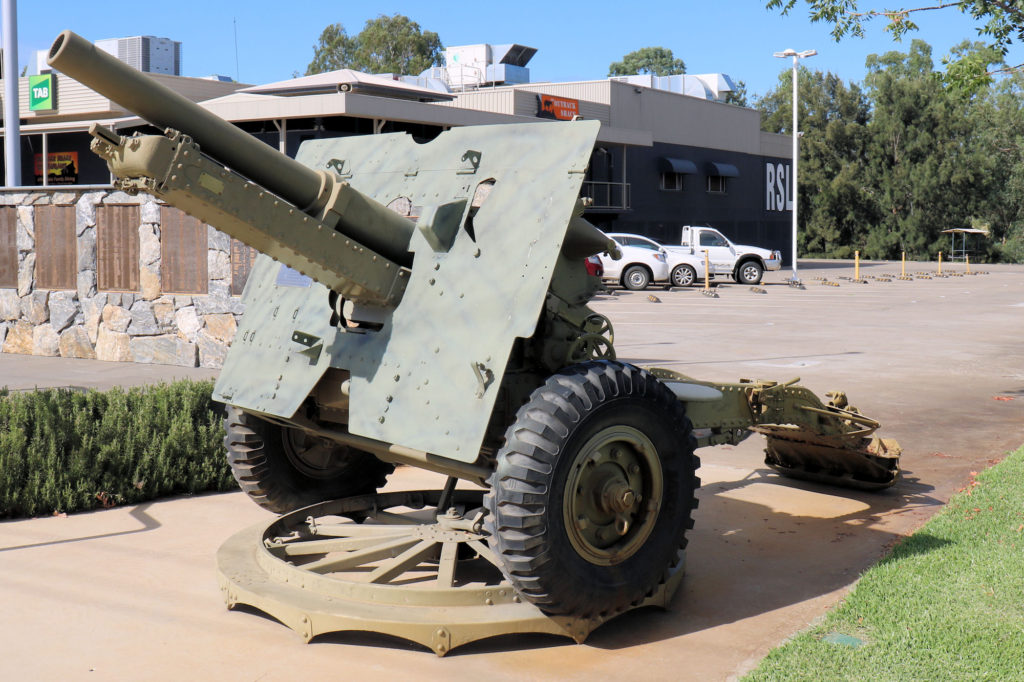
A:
<box><xmin>2</xmin><ymin>0</ymin><xmax>21</xmax><ymax>187</ymax></box>
<box><xmin>773</xmin><ymin>48</ymin><xmax>815</xmax><ymax>283</ymax></box>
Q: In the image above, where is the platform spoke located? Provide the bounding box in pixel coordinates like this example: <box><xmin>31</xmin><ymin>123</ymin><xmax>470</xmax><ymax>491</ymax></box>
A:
<box><xmin>305</xmin><ymin>535</ymin><xmax>420</xmax><ymax>574</ymax></box>
<box><xmin>307</xmin><ymin>523</ymin><xmax>413</xmax><ymax>538</ymax></box>
<box><xmin>269</xmin><ymin>535</ymin><xmax>408</xmax><ymax>556</ymax></box>
<box><xmin>368</xmin><ymin>540</ymin><xmax>438</xmax><ymax>584</ymax></box>
<box><xmin>436</xmin><ymin>540</ymin><xmax>459</xmax><ymax>587</ymax></box>
<box><xmin>467</xmin><ymin>539</ymin><xmax>502</xmax><ymax>569</ymax></box>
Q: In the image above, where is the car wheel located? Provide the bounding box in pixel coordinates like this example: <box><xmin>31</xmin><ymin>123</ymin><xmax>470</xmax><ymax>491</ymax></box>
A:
<box><xmin>223</xmin><ymin>406</ymin><xmax>394</xmax><ymax>513</ymax></box>
<box><xmin>622</xmin><ymin>265</ymin><xmax>650</xmax><ymax>290</ymax></box>
<box><xmin>737</xmin><ymin>261</ymin><xmax>764</xmax><ymax>285</ymax></box>
<box><xmin>671</xmin><ymin>264</ymin><xmax>697</xmax><ymax>287</ymax></box>
<box><xmin>484</xmin><ymin>361</ymin><xmax>700</xmax><ymax>617</ymax></box>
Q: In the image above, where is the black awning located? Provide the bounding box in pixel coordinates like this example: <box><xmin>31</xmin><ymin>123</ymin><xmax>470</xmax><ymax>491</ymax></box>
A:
<box><xmin>659</xmin><ymin>157</ymin><xmax>698</xmax><ymax>174</ymax></box>
<box><xmin>706</xmin><ymin>162</ymin><xmax>740</xmax><ymax>177</ymax></box>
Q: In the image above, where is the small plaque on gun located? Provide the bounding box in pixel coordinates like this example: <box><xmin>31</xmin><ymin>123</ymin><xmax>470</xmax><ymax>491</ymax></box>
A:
<box><xmin>276</xmin><ymin>265</ymin><xmax>313</xmax><ymax>288</ymax></box>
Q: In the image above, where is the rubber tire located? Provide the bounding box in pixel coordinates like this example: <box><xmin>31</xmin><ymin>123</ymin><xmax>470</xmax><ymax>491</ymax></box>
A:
<box><xmin>223</xmin><ymin>405</ymin><xmax>394</xmax><ymax>514</ymax></box>
<box><xmin>736</xmin><ymin>260</ymin><xmax>764</xmax><ymax>285</ymax></box>
<box><xmin>671</xmin><ymin>264</ymin><xmax>697</xmax><ymax>287</ymax></box>
<box><xmin>622</xmin><ymin>265</ymin><xmax>651</xmax><ymax>291</ymax></box>
<box><xmin>484</xmin><ymin>361</ymin><xmax>700</xmax><ymax>617</ymax></box>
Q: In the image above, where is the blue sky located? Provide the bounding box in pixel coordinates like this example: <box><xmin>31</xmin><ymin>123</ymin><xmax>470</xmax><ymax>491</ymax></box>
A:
<box><xmin>8</xmin><ymin>1</ymin><xmax>1017</xmax><ymax>98</ymax></box>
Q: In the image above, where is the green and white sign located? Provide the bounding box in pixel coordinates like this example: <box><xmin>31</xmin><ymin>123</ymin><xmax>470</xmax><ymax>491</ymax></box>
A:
<box><xmin>29</xmin><ymin>74</ymin><xmax>56</xmax><ymax>111</ymax></box>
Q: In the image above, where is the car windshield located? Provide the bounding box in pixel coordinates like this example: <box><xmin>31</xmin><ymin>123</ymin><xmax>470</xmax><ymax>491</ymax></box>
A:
<box><xmin>699</xmin><ymin>232</ymin><xmax>727</xmax><ymax>247</ymax></box>
<box><xmin>613</xmin><ymin>235</ymin><xmax>660</xmax><ymax>250</ymax></box>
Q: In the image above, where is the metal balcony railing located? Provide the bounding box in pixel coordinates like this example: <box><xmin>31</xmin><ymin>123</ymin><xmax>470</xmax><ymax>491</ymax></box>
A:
<box><xmin>580</xmin><ymin>181</ymin><xmax>631</xmax><ymax>211</ymax></box>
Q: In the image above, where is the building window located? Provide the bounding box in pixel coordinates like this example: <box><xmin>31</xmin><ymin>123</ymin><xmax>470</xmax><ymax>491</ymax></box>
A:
<box><xmin>707</xmin><ymin>175</ymin><xmax>727</xmax><ymax>194</ymax></box>
<box><xmin>97</xmin><ymin>205</ymin><xmax>141</xmax><ymax>292</ymax></box>
<box><xmin>660</xmin><ymin>172</ymin><xmax>684</xmax><ymax>191</ymax></box>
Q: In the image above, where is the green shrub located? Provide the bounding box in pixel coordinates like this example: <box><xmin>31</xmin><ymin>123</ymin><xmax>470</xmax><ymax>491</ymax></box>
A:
<box><xmin>0</xmin><ymin>380</ymin><xmax>233</xmax><ymax>518</ymax></box>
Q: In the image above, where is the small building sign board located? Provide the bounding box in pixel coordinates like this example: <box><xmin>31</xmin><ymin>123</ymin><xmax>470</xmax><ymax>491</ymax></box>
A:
<box><xmin>29</xmin><ymin>74</ymin><xmax>56</xmax><ymax>111</ymax></box>
<box><xmin>536</xmin><ymin>94</ymin><xmax>579</xmax><ymax>120</ymax></box>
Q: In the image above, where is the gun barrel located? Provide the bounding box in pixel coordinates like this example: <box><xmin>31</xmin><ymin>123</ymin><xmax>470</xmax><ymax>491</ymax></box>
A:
<box><xmin>47</xmin><ymin>30</ymin><xmax>322</xmax><ymax>211</ymax></box>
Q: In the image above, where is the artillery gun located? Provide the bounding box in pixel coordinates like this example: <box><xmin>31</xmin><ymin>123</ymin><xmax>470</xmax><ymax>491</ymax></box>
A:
<box><xmin>49</xmin><ymin>30</ymin><xmax>900</xmax><ymax>655</ymax></box>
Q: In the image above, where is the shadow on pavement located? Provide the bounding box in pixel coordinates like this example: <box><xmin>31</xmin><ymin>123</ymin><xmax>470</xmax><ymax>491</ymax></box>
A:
<box><xmin>0</xmin><ymin>502</ymin><xmax>161</xmax><ymax>552</ymax></box>
<box><xmin>584</xmin><ymin>468</ymin><xmax>943</xmax><ymax>651</ymax></box>
<box><xmin>272</xmin><ymin>468</ymin><xmax>947</xmax><ymax>658</ymax></box>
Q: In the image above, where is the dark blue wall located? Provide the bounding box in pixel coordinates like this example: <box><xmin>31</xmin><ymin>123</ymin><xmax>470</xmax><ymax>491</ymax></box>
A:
<box><xmin>586</xmin><ymin>142</ymin><xmax>794</xmax><ymax>263</ymax></box>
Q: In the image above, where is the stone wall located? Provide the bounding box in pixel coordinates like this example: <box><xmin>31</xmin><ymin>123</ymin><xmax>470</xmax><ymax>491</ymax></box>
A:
<box><xmin>0</xmin><ymin>189</ymin><xmax>244</xmax><ymax>368</ymax></box>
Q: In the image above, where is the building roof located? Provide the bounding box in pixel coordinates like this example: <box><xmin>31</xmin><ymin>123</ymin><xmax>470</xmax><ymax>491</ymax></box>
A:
<box><xmin>240</xmin><ymin>70</ymin><xmax>455</xmax><ymax>102</ymax></box>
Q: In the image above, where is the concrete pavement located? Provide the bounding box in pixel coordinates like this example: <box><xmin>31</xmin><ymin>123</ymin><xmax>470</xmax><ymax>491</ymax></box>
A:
<box><xmin>1</xmin><ymin>259</ymin><xmax>1022</xmax><ymax>680</ymax></box>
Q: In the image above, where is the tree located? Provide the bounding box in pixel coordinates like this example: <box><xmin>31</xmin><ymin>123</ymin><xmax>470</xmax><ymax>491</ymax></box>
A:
<box><xmin>968</xmin><ymin>67</ymin><xmax>1024</xmax><ymax>259</ymax></box>
<box><xmin>859</xmin><ymin>40</ymin><xmax>989</xmax><ymax>259</ymax></box>
<box><xmin>608</xmin><ymin>47</ymin><xmax>686</xmax><ymax>77</ymax></box>
<box><xmin>724</xmin><ymin>80</ymin><xmax>750</xmax><ymax>107</ymax></box>
<box><xmin>306</xmin><ymin>24</ymin><xmax>354</xmax><ymax>75</ymax></box>
<box><xmin>306</xmin><ymin>14</ymin><xmax>444</xmax><ymax>76</ymax></box>
<box><xmin>765</xmin><ymin>1</ymin><xmax>1024</xmax><ymax>85</ymax></box>
<box><xmin>759</xmin><ymin>67</ymin><xmax>875</xmax><ymax>257</ymax></box>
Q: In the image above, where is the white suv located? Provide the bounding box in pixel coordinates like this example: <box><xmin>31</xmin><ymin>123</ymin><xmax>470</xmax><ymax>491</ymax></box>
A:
<box><xmin>597</xmin><ymin>234</ymin><xmax>669</xmax><ymax>290</ymax></box>
<box><xmin>608</xmin><ymin>233</ymin><xmax>708</xmax><ymax>287</ymax></box>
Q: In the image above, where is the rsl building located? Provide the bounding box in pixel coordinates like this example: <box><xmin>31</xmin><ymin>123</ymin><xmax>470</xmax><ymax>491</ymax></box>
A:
<box><xmin>0</xmin><ymin>36</ymin><xmax>792</xmax><ymax>367</ymax></box>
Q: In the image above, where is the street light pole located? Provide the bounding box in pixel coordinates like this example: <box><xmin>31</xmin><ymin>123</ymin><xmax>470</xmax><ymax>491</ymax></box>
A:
<box><xmin>2</xmin><ymin>0</ymin><xmax>21</xmax><ymax>187</ymax></box>
<box><xmin>773</xmin><ymin>48</ymin><xmax>816</xmax><ymax>283</ymax></box>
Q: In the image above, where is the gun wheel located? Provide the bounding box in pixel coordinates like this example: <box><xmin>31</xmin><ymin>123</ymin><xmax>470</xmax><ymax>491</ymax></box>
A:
<box><xmin>485</xmin><ymin>361</ymin><xmax>700</xmax><ymax>617</ymax></box>
<box><xmin>224</xmin><ymin>406</ymin><xmax>393</xmax><ymax>514</ymax></box>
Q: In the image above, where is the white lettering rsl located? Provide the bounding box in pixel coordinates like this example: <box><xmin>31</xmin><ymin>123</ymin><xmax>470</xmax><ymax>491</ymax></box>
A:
<box><xmin>776</xmin><ymin>163</ymin><xmax>786</xmax><ymax>210</ymax></box>
<box><xmin>765</xmin><ymin>162</ymin><xmax>793</xmax><ymax>212</ymax></box>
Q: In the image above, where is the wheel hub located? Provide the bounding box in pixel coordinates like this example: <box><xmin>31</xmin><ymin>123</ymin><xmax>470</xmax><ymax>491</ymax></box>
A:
<box><xmin>282</xmin><ymin>430</ymin><xmax>354</xmax><ymax>479</ymax></box>
<box><xmin>564</xmin><ymin>427</ymin><xmax>663</xmax><ymax>565</ymax></box>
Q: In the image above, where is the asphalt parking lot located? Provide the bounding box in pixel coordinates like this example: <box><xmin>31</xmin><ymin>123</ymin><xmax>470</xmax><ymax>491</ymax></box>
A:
<box><xmin>2</xmin><ymin>258</ymin><xmax>1023</xmax><ymax>681</ymax></box>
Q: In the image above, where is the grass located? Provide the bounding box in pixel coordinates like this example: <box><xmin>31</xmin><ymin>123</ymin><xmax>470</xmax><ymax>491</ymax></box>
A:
<box><xmin>743</xmin><ymin>445</ymin><xmax>1024</xmax><ymax>681</ymax></box>
<box><xmin>0</xmin><ymin>381</ymin><xmax>234</xmax><ymax>518</ymax></box>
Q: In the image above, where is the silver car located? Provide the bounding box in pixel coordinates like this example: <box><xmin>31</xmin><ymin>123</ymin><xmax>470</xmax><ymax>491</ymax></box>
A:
<box><xmin>597</xmin><ymin>234</ymin><xmax>670</xmax><ymax>290</ymax></box>
<box><xmin>606</xmin><ymin>233</ymin><xmax>708</xmax><ymax>288</ymax></box>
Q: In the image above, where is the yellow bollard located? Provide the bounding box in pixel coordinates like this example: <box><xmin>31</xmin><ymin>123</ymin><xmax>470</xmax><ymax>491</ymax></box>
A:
<box><xmin>704</xmin><ymin>250</ymin><xmax>711</xmax><ymax>292</ymax></box>
<box><xmin>966</xmin><ymin>254</ymin><xmax>971</xmax><ymax>274</ymax></box>
<box><xmin>901</xmin><ymin>251</ymin><xmax>906</xmax><ymax>277</ymax></box>
<box><xmin>855</xmin><ymin>250</ymin><xmax>860</xmax><ymax>281</ymax></box>
<box><xmin>938</xmin><ymin>251</ymin><xmax>943</xmax><ymax>275</ymax></box>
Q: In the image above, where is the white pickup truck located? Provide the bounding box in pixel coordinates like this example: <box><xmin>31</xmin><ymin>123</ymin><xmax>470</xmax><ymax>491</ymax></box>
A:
<box><xmin>670</xmin><ymin>225</ymin><xmax>782</xmax><ymax>285</ymax></box>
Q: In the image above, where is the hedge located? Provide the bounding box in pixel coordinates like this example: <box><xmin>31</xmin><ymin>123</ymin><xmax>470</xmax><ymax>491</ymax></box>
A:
<box><xmin>0</xmin><ymin>380</ymin><xmax>234</xmax><ymax>518</ymax></box>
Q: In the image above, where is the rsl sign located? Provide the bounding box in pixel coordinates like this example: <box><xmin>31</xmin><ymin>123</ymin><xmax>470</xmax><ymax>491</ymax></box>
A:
<box><xmin>765</xmin><ymin>161</ymin><xmax>793</xmax><ymax>212</ymax></box>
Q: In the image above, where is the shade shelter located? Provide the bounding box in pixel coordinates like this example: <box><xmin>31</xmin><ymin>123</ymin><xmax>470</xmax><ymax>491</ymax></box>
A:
<box><xmin>941</xmin><ymin>228</ymin><xmax>987</xmax><ymax>261</ymax></box>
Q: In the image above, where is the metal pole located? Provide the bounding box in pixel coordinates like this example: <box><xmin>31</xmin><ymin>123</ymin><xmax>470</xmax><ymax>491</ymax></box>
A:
<box><xmin>704</xmin><ymin>250</ymin><xmax>711</xmax><ymax>292</ymax></box>
<box><xmin>790</xmin><ymin>54</ymin><xmax>798</xmax><ymax>282</ymax></box>
<box><xmin>40</xmin><ymin>130</ymin><xmax>47</xmax><ymax>186</ymax></box>
<box><xmin>2</xmin><ymin>0</ymin><xmax>21</xmax><ymax>186</ymax></box>
<box><xmin>775</xmin><ymin>48</ymin><xmax>815</xmax><ymax>282</ymax></box>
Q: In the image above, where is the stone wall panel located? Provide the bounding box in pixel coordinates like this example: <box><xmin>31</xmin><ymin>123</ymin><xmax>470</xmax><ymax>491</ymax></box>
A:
<box><xmin>3</xmin><ymin>320</ymin><xmax>34</xmax><ymax>354</ymax></box>
<box><xmin>33</xmin><ymin>324</ymin><xmax>61</xmax><ymax>356</ymax></box>
<box><xmin>1</xmin><ymin>189</ymin><xmax>246</xmax><ymax>369</ymax></box>
<box><xmin>59</xmin><ymin>326</ymin><xmax>97</xmax><ymax>359</ymax></box>
<box><xmin>95</xmin><ymin>326</ymin><xmax>130</xmax><ymax>362</ymax></box>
